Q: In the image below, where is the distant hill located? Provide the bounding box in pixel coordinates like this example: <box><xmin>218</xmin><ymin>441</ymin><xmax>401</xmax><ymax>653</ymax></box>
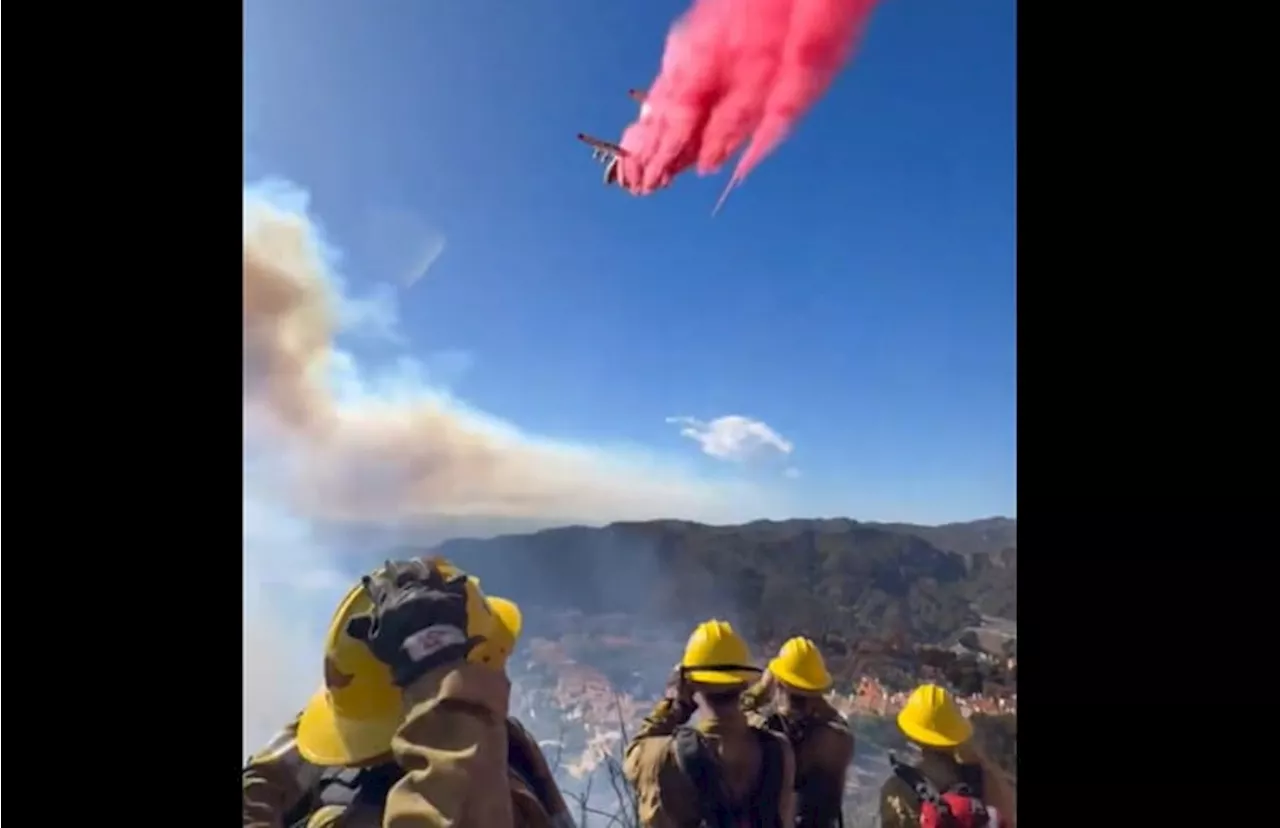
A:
<box><xmin>868</xmin><ymin>517</ymin><xmax>1017</xmax><ymax>622</ymax></box>
<box><xmin>434</xmin><ymin>517</ymin><xmax>1017</xmax><ymax>648</ymax></box>
<box><xmin>867</xmin><ymin>517</ymin><xmax>1017</xmax><ymax>559</ymax></box>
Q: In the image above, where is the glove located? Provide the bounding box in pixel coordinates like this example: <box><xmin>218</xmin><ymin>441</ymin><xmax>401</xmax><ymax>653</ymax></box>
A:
<box><xmin>346</xmin><ymin>558</ymin><xmax>486</xmax><ymax>687</ymax></box>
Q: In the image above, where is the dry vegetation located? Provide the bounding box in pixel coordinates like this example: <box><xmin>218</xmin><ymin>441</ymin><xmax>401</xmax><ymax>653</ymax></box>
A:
<box><xmin>444</xmin><ymin>517</ymin><xmax>1018</xmax><ymax>827</ymax></box>
<box><xmin>540</xmin><ymin>693</ymin><xmax>1015</xmax><ymax>828</ymax></box>
<box><xmin>545</xmin><ymin>697</ymin><xmax>641</xmax><ymax>828</ymax></box>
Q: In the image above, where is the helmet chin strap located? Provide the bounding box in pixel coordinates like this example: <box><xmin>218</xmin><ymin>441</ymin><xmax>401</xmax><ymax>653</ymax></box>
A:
<box><xmin>679</xmin><ymin>663</ymin><xmax>763</xmax><ymax>675</ymax></box>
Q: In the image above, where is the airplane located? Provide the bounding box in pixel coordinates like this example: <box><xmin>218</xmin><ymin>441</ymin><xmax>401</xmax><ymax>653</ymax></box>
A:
<box><xmin>578</xmin><ymin>88</ymin><xmax>736</xmax><ymax>214</ymax></box>
<box><xmin>577</xmin><ymin>89</ymin><xmax>649</xmax><ymax>188</ymax></box>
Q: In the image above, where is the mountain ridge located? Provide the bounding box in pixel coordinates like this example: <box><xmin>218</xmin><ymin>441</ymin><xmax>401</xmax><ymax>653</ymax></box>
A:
<box><xmin>431</xmin><ymin>517</ymin><xmax>1017</xmax><ymax>647</ymax></box>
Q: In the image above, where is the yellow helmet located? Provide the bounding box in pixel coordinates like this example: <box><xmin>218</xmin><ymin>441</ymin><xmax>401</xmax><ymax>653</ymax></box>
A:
<box><xmin>296</xmin><ymin>580</ymin><xmax>404</xmax><ymax>766</ymax></box>
<box><xmin>768</xmin><ymin>637</ymin><xmax>833</xmax><ymax>693</ymax></box>
<box><xmin>896</xmin><ymin>683</ymin><xmax>973</xmax><ymax>747</ymax></box>
<box><xmin>473</xmin><ymin>595</ymin><xmax>523</xmax><ymax>668</ymax></box>
<box><xmin>429</xmin><ymin>558</ymin><xmax>503</xmax><ymax>655</ymax></box>
<box><xmin>681</xmin><ymin>619</ymin><xmax>757</xmax><ymax>685</ymax></box>
<box><xmin>297</xmin><ymin>559</ymin><xmax>522</xmax><ymax>765</ymax></box>
<box><xmin>413</xmin><ymin>557</ymin><xmax>524</xmax><ymax>668</ymax></box>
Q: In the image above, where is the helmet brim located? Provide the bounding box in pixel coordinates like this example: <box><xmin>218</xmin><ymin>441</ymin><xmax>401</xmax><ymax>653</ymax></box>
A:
<box><xmin>685</xmin><ymin>668</ymin><xmax>757</xmax><ymax>686</ymax></box>
<box><xmin>896</xmin><ymin>708</ymin><xmax>972</xmax><ymax>748</ymax></box>
<box><xmin>488</xmin><ymin>596</ymin><xmax>523</xmax><ymax>641</ymax></box>
<box><xmin>296</xmin><ymin>684</ymin><xmax>400</xmax><ymax>766</ymax></box>
<box><xmin>767</xmin><ymin>657</ymin><xmax>833</xmax><ymax>693</ymax></box>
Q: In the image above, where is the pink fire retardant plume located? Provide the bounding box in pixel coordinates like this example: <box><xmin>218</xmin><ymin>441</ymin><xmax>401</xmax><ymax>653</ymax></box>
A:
<box><xmin>693</xmin><ymin>0</ymin><xmax>795</xmax><ymax>176</ymax></box>
<box><xmin>615</xmin><ymin>0</ymin><xmax>734</xmax><ymax>194</ymax></box>
<box><xmin>615</xmin><ymin>0</ymin><xmax>880</xmax><ymax>202</ymax></box>
<box><xmin>728</xmin><ymin>0</ymin><xmax>878</xmax><ymax>188</ymax></box>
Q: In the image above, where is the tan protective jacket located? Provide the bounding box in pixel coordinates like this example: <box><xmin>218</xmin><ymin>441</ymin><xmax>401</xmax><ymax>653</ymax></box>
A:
<box><xmin>623</xmin><ymin>697</ymin><xmax>796</xmax><ymax>828</ymax></box>
<box><xmin>383</xmin><ymin>662</ymin><xmax>575</xmax><ymax>828</ymax></box>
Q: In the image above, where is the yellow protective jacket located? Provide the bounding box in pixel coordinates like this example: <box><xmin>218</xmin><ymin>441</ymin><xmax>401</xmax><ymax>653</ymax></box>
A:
<box><xmin>623</xmin><ymin>698</ymin><xmax>796</xmax><ymax>828</ymax></box>
<box><xmin>383</xmin><ymin>662</ymin><xmax>576</xmax><ymax>828</ymax></box>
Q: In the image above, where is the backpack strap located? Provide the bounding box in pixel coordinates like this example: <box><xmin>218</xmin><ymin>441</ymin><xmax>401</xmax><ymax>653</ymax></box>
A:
<box><xmin>284</xmin><ymin>767</ymin><xmax>370</xmax><ymax>828</ymax></box>
<box><xmin>294</xmin><ymin>764</ymin><xmax>403</xmax><ymax>828</ymax></box>
<box><xmin>953</xmin><ymin>762</ymin><xmax>986</xmax><ymax>802</ymax></box>
<box><xmin>316</xmin><ymin>767</ymin><xmax>364</xmax><ymax>807</ymax></box>
<box><xmin>283</xmin><ymin>789</ymin><xmax>321</xmax><ymax>828</ymax></box>
<box><xmin>777</xmin><ymin>712</ymin><xmax>848</xmax><ymax>828</ymax></box>
<box><xmin>673</xmin><ymin>726</ymin><xmax>792</xmax><ymax>828</ymax></box>
<box><xmin>889</xmin><ymin>754</ymin><xmax>942</xmax><ymax>805</ymax></box>
<box><xmin>794</xmin><ymin>765</ymin><xmax>845</xmax><ymax>827</ymax></box>
<box><xmin>763</xmin><ymin>710</ymin><xmax>815</xmax><ymax>748</ymax></box>
<box><xmin>507</xmin><ymin>718</ymin><xmax>555</xmax><ymax>813</ymax></box>
<box><xmin>349</xmin><ymin>763</ymin><xmax>401</xmax><ymax>810</ymax></box>
<box><xmin>673</xmin><ymin>727</ymin><xmax>737</xmax><ymax>828</ymax></box>
<box><xmin>752</xmin><ymin>727</ymin><xmax>785</xmax><ymax>828</ymax></box>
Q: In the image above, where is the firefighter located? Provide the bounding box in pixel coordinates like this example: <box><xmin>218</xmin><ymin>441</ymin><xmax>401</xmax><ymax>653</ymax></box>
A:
<box><xmin>242</xmin><ymin>575</ymin><xmax>409</xmax><ymax>828</ymax></box>
<box><xmin>623</xmin><ymin>619</ymin><xmax>796</xmax><ymax>828</ymax></box>
<box><xmin>243</xmin><ymin>558</ymin><xmax>573</xmax><ymax>828</ymax></box>
<box><xmin>741</xmin><ymin>637</ymin><xmax>854</xmax><ymax>827</ymax></box>
<box><xmin>878</xmin><ymin>684</ymin><xmax>1016</xmax><ymax>828</ymax></box>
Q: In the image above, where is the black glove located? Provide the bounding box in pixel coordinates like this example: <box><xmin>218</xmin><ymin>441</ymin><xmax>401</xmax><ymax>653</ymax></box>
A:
<box><xmin>346</xmin><ymin>558</ymin><xmax>486</xmax><ymax>687</ymax></box>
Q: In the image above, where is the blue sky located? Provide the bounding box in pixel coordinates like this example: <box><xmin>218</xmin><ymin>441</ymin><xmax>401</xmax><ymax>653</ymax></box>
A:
<box><xmin>242</xmin><ymin>0</ymin><xmax>1016</xmax><ymax>526</ymax></box>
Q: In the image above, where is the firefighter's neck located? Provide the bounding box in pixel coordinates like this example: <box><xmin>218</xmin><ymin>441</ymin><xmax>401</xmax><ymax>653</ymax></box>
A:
<box><xmin>698</xmin><ymin>689</ymin><xmax>746</xmax><ymax>726</ymax></box>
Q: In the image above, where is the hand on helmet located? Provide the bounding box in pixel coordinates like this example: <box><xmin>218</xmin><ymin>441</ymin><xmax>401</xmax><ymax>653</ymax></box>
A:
<box><xmin>665</xmin><ymin>662</ymin><xmax>695</xmax><ymax>705</ymax></box>
<box><xmin>346</xmin><ymin>558</ymin><xmax>485</xmax><ymax>687</ymax></box>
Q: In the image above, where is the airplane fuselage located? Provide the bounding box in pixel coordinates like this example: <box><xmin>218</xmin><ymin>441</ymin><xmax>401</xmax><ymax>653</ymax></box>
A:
<box><xmin>578</xmin><ymin>88</ymin><xmax>653</xmax><ymax>191</ymax></box>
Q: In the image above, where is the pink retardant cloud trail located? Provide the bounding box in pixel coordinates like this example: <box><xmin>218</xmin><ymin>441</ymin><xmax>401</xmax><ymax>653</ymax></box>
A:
<box><xmin>615</xmin><ymin>0</ymin><xmax>880</xmax><ymax>201</ymax></box>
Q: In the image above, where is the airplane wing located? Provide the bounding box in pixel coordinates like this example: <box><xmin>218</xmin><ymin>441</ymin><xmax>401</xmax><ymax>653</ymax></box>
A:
<box><xmin>577</xmin><ymin>134</ymin><xmax>628</xmax><ymax>157</ymax></box>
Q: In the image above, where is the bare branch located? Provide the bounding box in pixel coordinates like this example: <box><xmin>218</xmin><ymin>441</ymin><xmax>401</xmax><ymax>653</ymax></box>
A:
<box><xmin>545</xmin><ymin>720</ymin><xmax>568</xmax><ymax>777</ymax></box>
<box><xmin>605</xmin><ymin>693</ymin><xmax>640</xmax><ymax>828</ymax></box>
<box><xmin>613</xmin><ymin>694</ymin><xmax>632</xmax><ymax>746</ymax></box>
<box><xmin>579</xmin><ymin>773</ymin><xmax>594</xmax><ymax>827</ymax></box>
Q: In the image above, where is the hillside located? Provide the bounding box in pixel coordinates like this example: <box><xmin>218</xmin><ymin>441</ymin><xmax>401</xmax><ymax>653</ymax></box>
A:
<box><xmin>868</xmin><ymin>517</ymin><xmax>1017</xmax><ymax>559</ymax></box>
<box><xmin>421</xmin><ymin>518</ymin><xmax>1016</xmax><ymax>828</ymax></box>
<box><xmin>436</xmin><ymin>517</ymin><xmax>1017</xmax><ymax>649</ymax></box>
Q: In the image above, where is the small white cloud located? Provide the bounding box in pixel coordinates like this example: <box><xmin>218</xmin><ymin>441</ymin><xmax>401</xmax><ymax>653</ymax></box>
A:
<box><xmin>667</xmin><ymin>415</ymin><xmax>794</xmax><ymax>461</ymax></box>
<box><xmin>783</xmin><ymin>467</ymin><xmax>801</xmax><ymax>479</ymax></box>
